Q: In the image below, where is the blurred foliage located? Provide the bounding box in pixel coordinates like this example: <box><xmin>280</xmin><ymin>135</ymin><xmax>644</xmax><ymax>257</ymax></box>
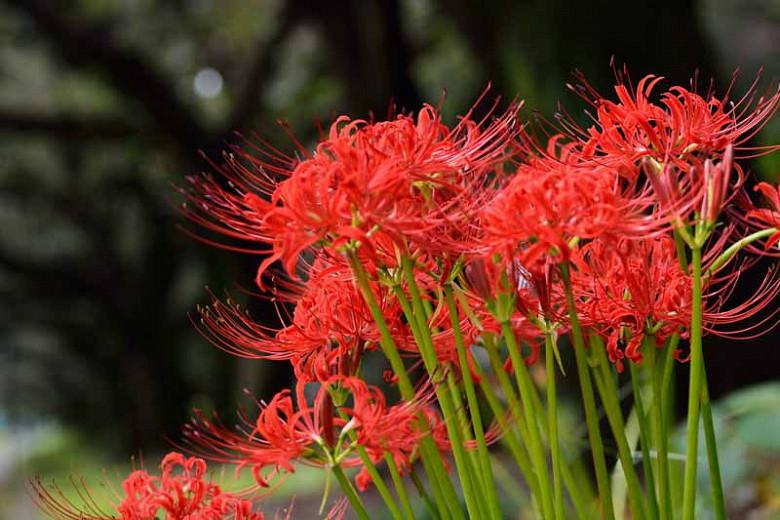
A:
<box><xmin>670</xmin><ymin>382</ymin><xmax>780</xmax><ymax>518</ymax></box>
<box><xmin>0</xmin><ymin>2</ymin><xmax>778</xmax><ymax>513</ymax></box>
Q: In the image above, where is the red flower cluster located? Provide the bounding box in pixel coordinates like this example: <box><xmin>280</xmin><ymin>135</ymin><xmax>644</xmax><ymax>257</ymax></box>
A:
<box><xmin>180</xmin><ymin>72</ymin><xmax>780</xmax><ymax>379</ymax></box>
<box><xmin>573</xmin><ymin>73</ymin><xmax>779</xmax><ymax>165</ymax></box>
<box><xmin>195</xmin><ymin>256</ymin><xmax>394</xmax><ymax>382</ymax></box>
<box><xmin>31</xmin><ymin>453</ymin><xmax>262</xmax><ymax>520</ymax></box>
<box><xmin>182</xmin><ymin>102</ymin><xmax>520</xmax><ymax>285</ymax></box>
<box><xmin>36</xmin><ymin>69</ymin><xmax>780</xmax><ymax>520</ymax></box>
<box><xmin>183</xmin><ymin>377</ymin><xmax>444</xmax><ymax>491</ymax></box>
<box><xmin>158</xmin><ymin>71</ymin><xmax>780</xmax><ymax>513</ymax></box>
<box><xmin>572</xmin><ymin>236</ymin><xmax>692</xmax><ymax>369</ymax></box>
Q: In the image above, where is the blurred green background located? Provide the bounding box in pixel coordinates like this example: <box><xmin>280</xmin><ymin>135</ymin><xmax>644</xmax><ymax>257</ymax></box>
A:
<box><xmin>0</xmin><ymin>0</ymin><xmax>778</xmax><ymax>517</ymax></box>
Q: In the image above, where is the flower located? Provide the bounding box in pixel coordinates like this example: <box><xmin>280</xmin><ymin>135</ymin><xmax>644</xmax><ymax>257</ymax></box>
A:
<box><xmin>480</xmin><ymin>135</ymin><xmax>666</xmax><ymax>265</ymax></box>
<box><xmin>30</xmin><ymin>453</ymin><xmax>262</xmax><ymax>520</ymax></box>
<box><xmin>744</xmin><ymin>181</ymin><xmax>780</xmax><ymax>249</ymax></box>
<box><xmin>570</xmin><ymin>232</ymin><xmax>780</xmax><ymax>370</ymax></box>
<box><xmin>571</xmin><ymin>236</ymin><xmax>691</xmax><ymax>369</ymax></box>
<box><xmin>183</xmin><ymin>377</ymin><xmax>442</xmax><ymax>491</ymax></box>
<box><xmin>195</xmin><ymin>256</ymin><xmax>403</xmax><ymax>382</ymax></box>
<box><xmin>180</xmin><ymin>101</ymin><xmax>519</xmax><ymax>287</ymax></box>
<box><xmin>569</xmin><ymin>72</ymin><xmax>780</xmax><ymax>168</ymax></box>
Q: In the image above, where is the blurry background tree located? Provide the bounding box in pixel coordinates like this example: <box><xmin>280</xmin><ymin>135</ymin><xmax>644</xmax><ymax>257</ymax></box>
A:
<box><xmin>0</xmin><ymin>0</ymin><xmax>777</xmax><ymax>469</ymax></box>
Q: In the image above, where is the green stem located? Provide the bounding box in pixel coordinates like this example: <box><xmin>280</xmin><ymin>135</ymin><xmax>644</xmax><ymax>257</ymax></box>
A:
<box><xmin>480</xmin><ymin>336</ymin><xmax>544</xmax><ymax>508</ymax></box>
<box><xmin>545</xmin><ymin>329</ymin><xmax>565</xmax><ymax>520</ymax></box>
<box><xmin>348</xmin><ymin>251</ymin><xmax>455</xmax><ymax>519</ymax></box>
<box><xmin>388</xmin><ymin>285</ymin><xmax>463</xmax><ymax>517</ymax></box>
<box><xmin>385</xmin><ymin>290</ymin><xmax>462</xmax><ymax>520</ymax></box>
<box><xmin>700</xmin><ymin>374</ymin><xmax>726</xmax><ymax>520</ymax></box>
<box><xmin>560</xmin><ymin>262</ymin><xmax>615</xmax><ymax>520</ymax></box>
<box><xmin>673</xmin><ymin>229</ymin><xmax>690</xmax><ymax>270</ymax></box>
<box><xmin>628</xmin><ymin>358</ymin><xmax>659</xmax><ymax>520</ymax></box>
<box><xmin>682</xmin><ymin>247</ymin><xmax>704</xmax><ymax>520</ymax></box>
<box><xmin>560</xmin><ymin>451</ymin><xmax>593</xmax><ymax>520</ymax></box>
<box><xmin>444</xmin><ymin>284</ymin><xmax>502</xmax><ymax>520</ymax></box>
<box><xmin>384</xmin><ymin>452</ymin><xmax>417</xmax><ymax>520</ymax></box>
<box><xmin>661</xmin><ymin>335</ymin><xmax>678</xmax><ymax>433</ymax></box>
<box><xmin>332</xmin><ymin>465</ymin><xmax>370</xmax><ymax>520</ymax></box>
<box><xmin>400</xmin><ymin>256</ymin><xmax>478</xmax><ymax>519</ymax></box>
<box><xmin>331</xmin><ymin>396</ymin><xmax>406</xmax><ymax>520</ymax></box>
<box><xmin>590</xmin><ymin>342</ymin><xmax>648</xmax><ymax>520</ymax></box>
<box><xmin>650</xmin><ymin>338</ymin><xmax>673</xmax><ymax>520</ymax></box>
<box><xmin>481</xmin><ymin>334</ymin><xmax>597</xmax><ymax>518</ymax></box>
<box><xmin>445</xmin><ymin>372</ymin><xmax>487</xmax><ymax>520</ymax></box>
<box><xmin>501</xmin><ymin>321</ymin><xmax>555</xmax><ymax>520</ymax></box>
<box><xmin>354</xmin><ymin>448</ymin><xmax>405</xmax><ymax>520</ymax></box>
<box><xmin>347</xmin><ymin>250</ymin><xmax>414</xmax><ymax>399</ymax></box>
<box><xmin>410</xmin><ymin>466</ymin><xmax>440</xmax><ymax>520</ymax></box>
<box><xmin>705</xmin><ymin>227</ymin><xmax>777</xmax><ymax>277</ymax></box>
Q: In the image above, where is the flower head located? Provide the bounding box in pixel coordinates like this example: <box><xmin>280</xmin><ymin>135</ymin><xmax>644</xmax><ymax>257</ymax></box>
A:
<box><xmin>30</xmin><ymin>453</ymin><xmax>262</xmax><ymax>520</ymax></box>
<box><xmin>742</xmin><ymin>181</ymin><xmax>780</xmax><ymax>250</ymax></box>
<box><xmin>480</xmin><ymin>135</ymin><xmax>666</xmax><ymax>265</ymax></box>
<box><xmin>181</xmin><ymin>101</ymin><xmax>519</xmax><ymax>286</ymax></box>
<box><xmin>569</xmin><ymin>72</ymin><xmax>780</xmax><ymax>168</ymax></box>
<box><xmin>195</xmin><ymin>256</ymin><xmax>402</xmax><ymax>382</ymax></box>
<box><xmin>183</xmin><ymin>377</ymin><xmax>441</xmax><ymax>491</ymax></box>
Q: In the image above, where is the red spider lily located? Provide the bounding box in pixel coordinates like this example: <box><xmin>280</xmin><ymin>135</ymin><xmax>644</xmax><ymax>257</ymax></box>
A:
<box><xmin>182</xmin><ymin>377</ymin><xmax>441</xmax><ymax>491</ymax></box>
<box><xmin>262</xmin><ymin>102</ymin><xmax>519</xmax><ymax>275</ymax></box>
<box><xmin>30</xmin><ymin>453</ymin><xmax>262</xmax><ymax>520</ymax></box>
<box><xmin>744</xmin><ymin>182</ymin><xmax>780</xmax><ymax>249</ymax></box>
<box><xmin>480</xmin><ymin>135</ymin><xmax>670</xmax><ymax>265</ymax></box>
<box><xmin>181</xmin><ymin>100</ymin><xmax>519</xmax><ymax>285</ymax></box>
<box><xmin>194</xmin><ymin>257</ymin><xmax>407</xmax><ymax>382</ymax></box>
<box><xmin>571</xmin><ymin>236</ymin><xmax>691</xmax><ymax>369</ymax></box>
<box><xmin>566</xmin><ymin>72</ymin><xmax>780</xmax><ymax>168</ymax></box>
<box><xmin>571</xmin><ymin>233</ymin><xmax>780</xmax><ymax>369</ymax></box>
<box><xmin>555</xmin><ymin>72</ymin><xmax>778</xmax><ymax>232</ymax></box>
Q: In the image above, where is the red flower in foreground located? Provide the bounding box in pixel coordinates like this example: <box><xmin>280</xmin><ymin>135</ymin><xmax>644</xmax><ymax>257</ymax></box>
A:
<box><xmin>745</xmin><ymin>182</ymin><xmax>780</xmax><ymax>249</ymax></box>
<box><xmin>480</xmin><ymin>136</ymin><xmax>668</xmax><ymax>264</ymax></box>
<box><xmin>571</xmin><ymin>232</ymin><xmax>780</xmax><ymax>370</ymax></box>
<box><xmin>181</xmin><ymin>101</ymin><xmax>519</xmax><ymax>285</ymax></box>
<box><xmin>183</xmin><ymin>377</ymin><xmax>443</xmax><ymax>491</ymax></box>
<box><xmin>30</xmin><ymin>453</ymin><xmax>262</xmax><ymax>520</ymax></box>
<box><xmin>195</xmin><ymin>257</ymin><xmax>403</xmax><ymax>382</ymax></box>
<box><xmin>569</xmin><ymin>72</ymin><xmax>780</xmax><ymax>168</ymax></box>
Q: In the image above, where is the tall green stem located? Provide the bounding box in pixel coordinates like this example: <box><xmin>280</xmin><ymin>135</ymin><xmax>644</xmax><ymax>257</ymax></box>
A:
<box><xmin>701</xmin><ymin>374</ymin><xmax>726</xmax><ymax>520</ymax></box>
<box><xmin>399</xmin><ymin>256</ymin><xmax>482</xmax><ymax>519</ymax></box>
<box><xmin>332</xmin><ymin>465</ymin><xmax>370</xmax><ymax>520</ymax></box>
<box><xmin>478</xmin><ymin>337</ymin><xmax>541</xmax><ymax>499</ymax></box>
<box><xmin>331</xmin><ymin>396</ymin><xmax>406</xmax><ymax>520</ymax></box>
<box><xmin>384</xmin><ymin>452</ymin><xmax>417</xmax><ymax>520</ymax></box>
<box><xmin>545</xmin><ymin>329</ymin><xmax>565</xmax><ymax>520</ymax></box>
<box><xmin>682</xmin><ymin>247</ymin><xmax>704</xmax><ymax>520</ymax></box>
<box><xmin>410</xmin><ymin>467</ymin><xmax>440</xmax><ymax>520</ymax></box>
<box><xmin>480</xmin><ymin>334</ymin><xmax>596</xmax><ymax>519</ymax></box>
<box><xmin>590</xmin><ymin>341</ymin><xmax>648</xmax><ymax>520</ymax></box>
<box><xmin>347</xmin><ymin>250</ymin><xmax>414</xmax><ymax>399</ymax></box>
<box><xmin>560</xmin><ymin>262</ymin><xmax>615</xmax><ymax>520</ymax></box>
<box><xmin>347</xmin><ymin>251</ymin><xmax>457</xmax><ymax>520</ymax></box>
<box><xmin>648</xmin><ymin>339</ymin><xmax>672</xmax><ymax>520</ymax></box>
<box><xmin>628</xmin><ymin>359</ymin><xmax>659</xmax><ymax>520</ymax></box>
<box><xmin>444</xmin><ymin>284</ymin><xmax>502</xmax><ymax>520</ymax></box>
<box><xmin>501</xmin><ymin>321</ymin><xmax>555</xmax><ymax>520</ymax></box>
